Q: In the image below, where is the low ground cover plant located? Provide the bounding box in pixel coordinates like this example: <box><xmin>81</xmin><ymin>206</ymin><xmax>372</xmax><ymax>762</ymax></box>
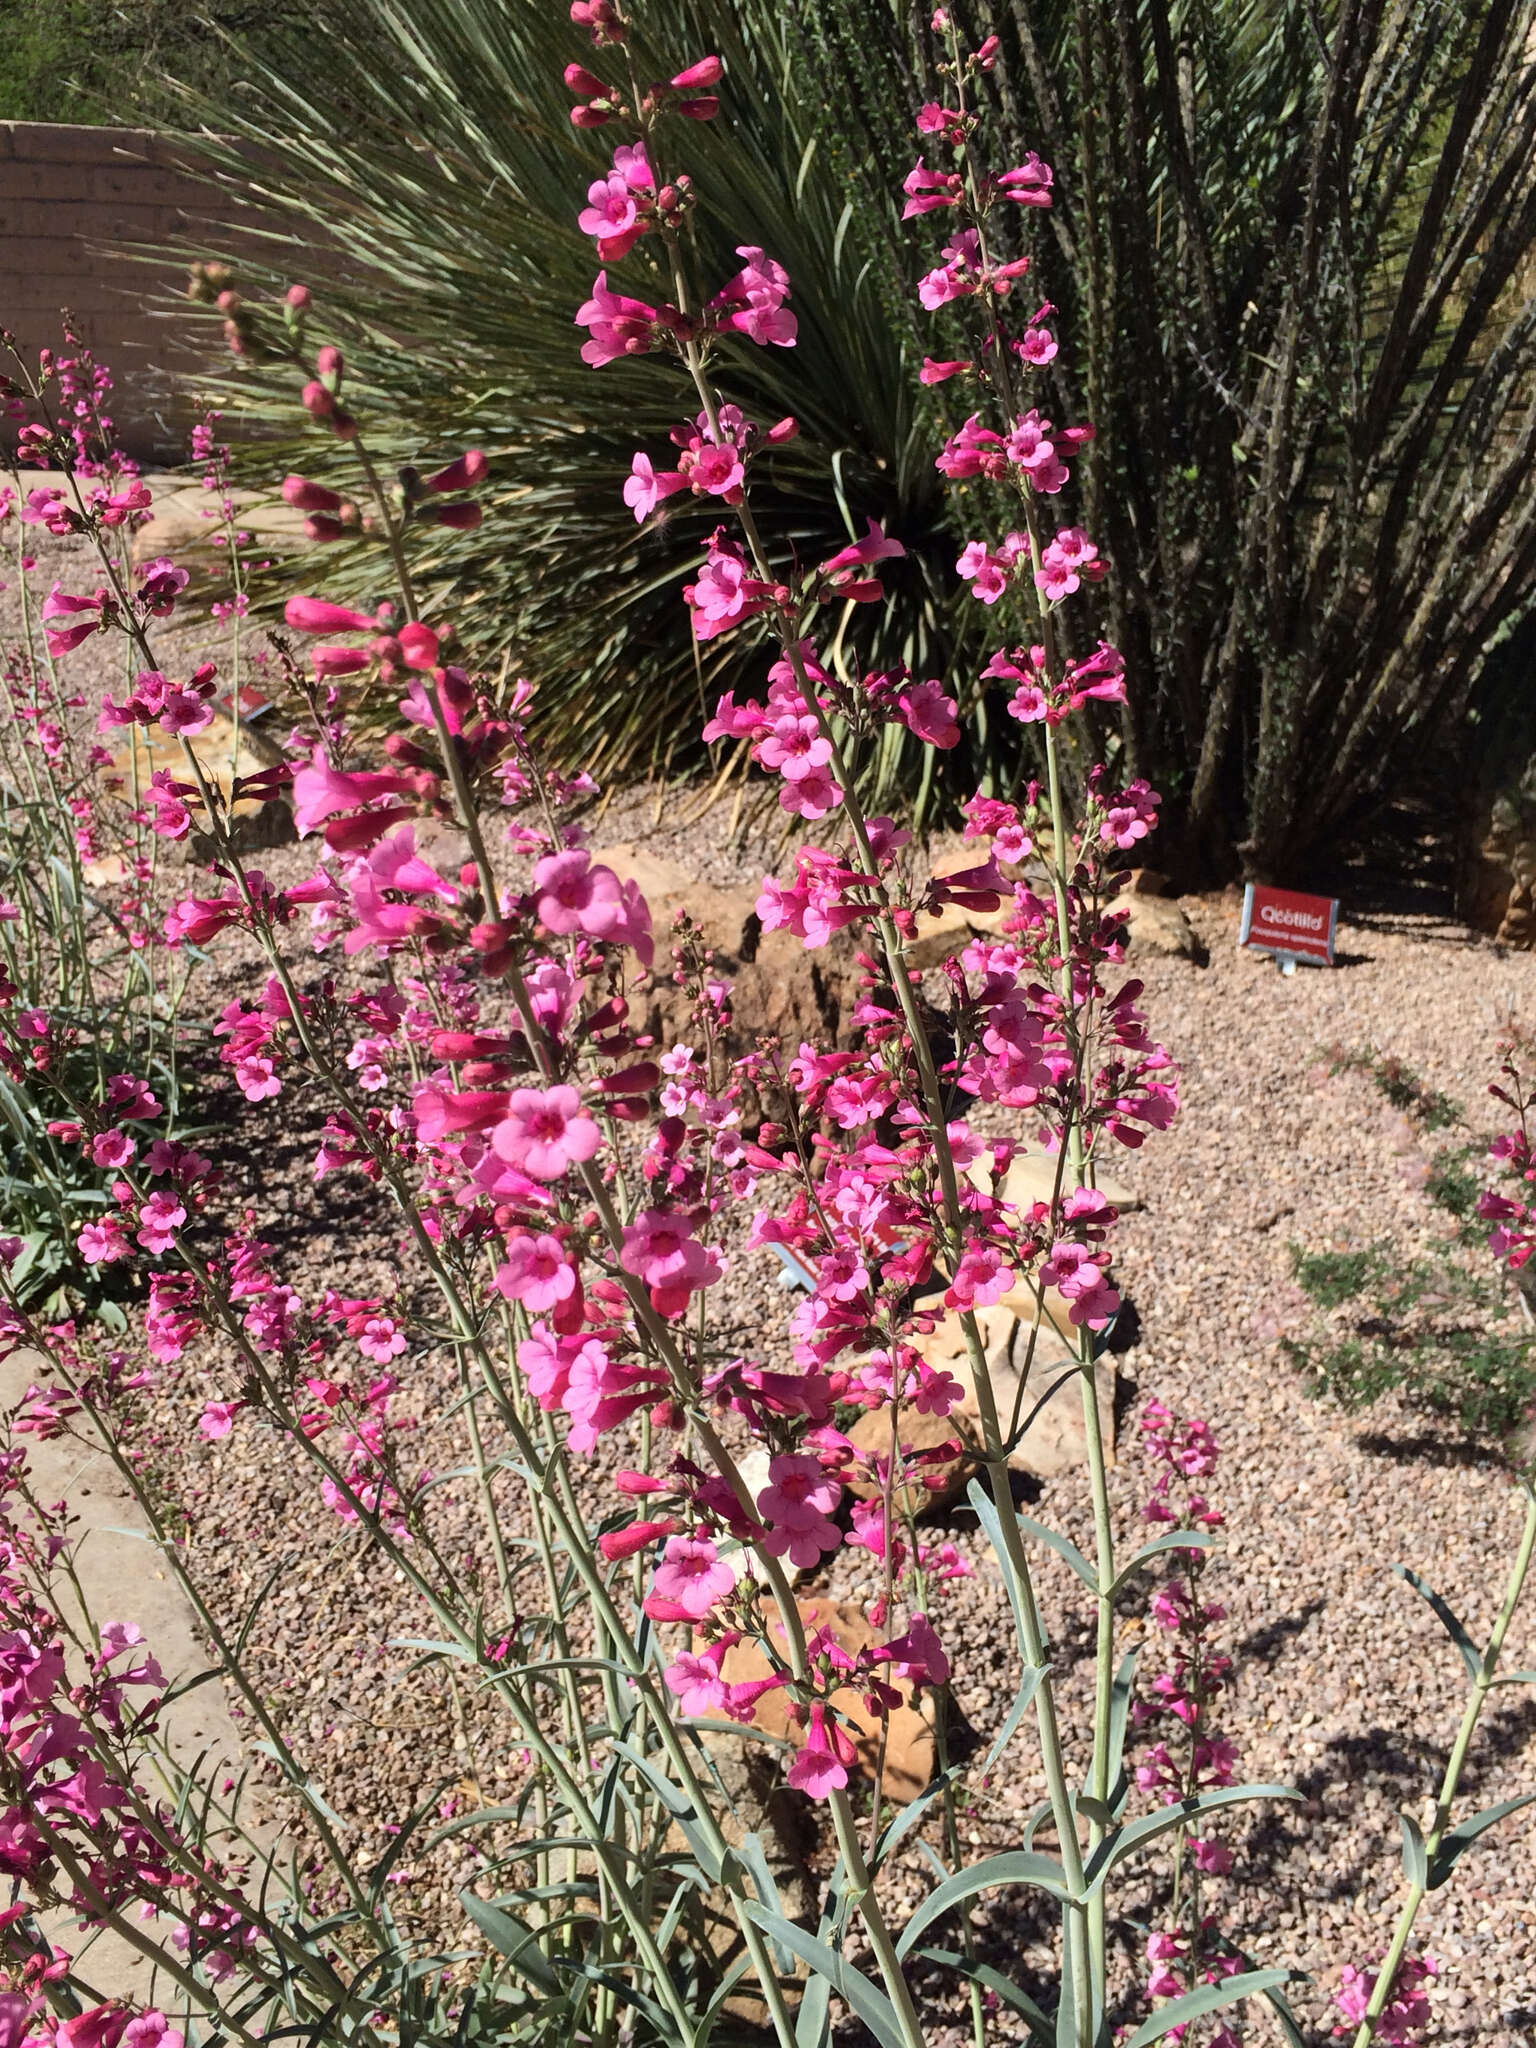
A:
<box><xmin>0</xmin><ymin>10</ymin><xmax>1534</xmax><ymax>2048</ymax></box>
<box><xmin>1287</xmin><ymin>1045</ymin><xmax>1536</xmax><ymax>1450</ymax></box>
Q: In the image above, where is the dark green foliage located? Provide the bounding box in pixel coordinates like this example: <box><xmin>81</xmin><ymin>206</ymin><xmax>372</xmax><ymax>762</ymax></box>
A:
<box><xmin>810</xmin><ymin>0</ymin><xmax>1536</xmax><ymax>874</ymax></box>
<box><xmin>1290</xmin><ymin>1246</ymin><xmax>1388</xmax><ymax>1312</ymax></box>
<box><xmin>1424</xmin><ymin>1147</ymin><xmax>1486</xmax><ymax>1239</ymax></box>
<box><xmin>1287</xmin><ymin>1237</ymin><xmax>1536</xmax><ymax>1449</ymax></box>
<box><xmin>0</xmin><ymin>0</ymin><xmax>309</xmax><ymax>125</ymax></box>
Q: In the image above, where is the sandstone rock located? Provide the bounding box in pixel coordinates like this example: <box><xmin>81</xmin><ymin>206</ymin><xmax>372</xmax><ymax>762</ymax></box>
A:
<box><xmin>711</xmin><ymin>1595</ymin><xmax>934</xmax><ymax>1803</ymax></box>
<box><xmin>112</xmin><ymin>703</ymin><xmax>293</xmax><ymax>855</ymax></box>
<box><xmin>916</xmin><ymin>1299</ymin><xmax>1117</xmax><ymax>1479</ymax></box>
<box><xmin>595</xmin><ymin>839</ymin><xmax>868</xmax><ymax>1048</ymax></box>
<box><xmin>1122</xmin><ymin>891</ymin><xmax>1200</xmax><ymax>958</ymax></box>
<box><xmin>1464</xmin><ymin>790</ymin><xmax>1536</xmax><ymax>946</ymax></box>
<box><xmin>845</xmin><ymin>1400</ymin><xmax>979</xmax><ymax>1512</ymax></box>
<box><xmin>1124</xmin><ymin>866</ymin><xmax>1169</xmax><ymax>897</ymax></box>
<box><xmin>995</xmin><ymin>1148</ymin><xmax>1142</xmax><ymax>1215</ymax></box>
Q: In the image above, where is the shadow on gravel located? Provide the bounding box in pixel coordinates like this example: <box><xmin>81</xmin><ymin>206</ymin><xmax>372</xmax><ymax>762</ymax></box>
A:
<box><xmin>1234</xmin><ymin>1596</ymin><xmax>1325</xmax><ymax>1669</ymax></box>
<box><xmin>1353</xmin><ymin>1430</ymin><xmax>1506</xmax><ymax>1471</ymax></box>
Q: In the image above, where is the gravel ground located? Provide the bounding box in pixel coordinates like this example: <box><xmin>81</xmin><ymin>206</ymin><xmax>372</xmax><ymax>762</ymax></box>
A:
<box><xmin>6</xmin><ymin>532</ymin><xmax>1536</xmax><ymax>2040</ymax></box>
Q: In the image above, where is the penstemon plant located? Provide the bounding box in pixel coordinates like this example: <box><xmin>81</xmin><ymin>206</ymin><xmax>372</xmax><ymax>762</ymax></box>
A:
<box><xmin>0</xmin><ymin>9</ymin><xmax>1533</xmax><ymax>2048</ymax></box>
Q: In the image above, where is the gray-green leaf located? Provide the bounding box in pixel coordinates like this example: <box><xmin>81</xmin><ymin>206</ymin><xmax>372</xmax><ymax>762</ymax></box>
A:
<box><xmin>1122</xmin><ymin>1968</ymin><xmax>1300</xmax><ymax>2047</ymax></box>
<box><xmin>1390</xmin><ymin>1564</ymin><xmax>1482</xmax><ymax>1682</ymax></box>
<box><xmin>1429</xmin><ymin>1791</ymin><xmax>1536</xmax><ymax>1889</ymax></box>
<box><xmin>896</xmin><ymin>1851</ymin><xmax>1073</xmax><ymax>1958</ymax></box>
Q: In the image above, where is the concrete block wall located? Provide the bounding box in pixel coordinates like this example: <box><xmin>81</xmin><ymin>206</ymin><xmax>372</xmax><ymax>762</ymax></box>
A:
<box><xmin>0</xmin><ymin>123</ymin><xmax>238</xmax><ymax>463</ymax></box>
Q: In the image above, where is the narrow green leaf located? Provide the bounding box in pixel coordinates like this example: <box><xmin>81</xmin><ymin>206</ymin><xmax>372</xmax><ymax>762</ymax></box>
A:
<box><xmin>1260</xmin><ymin>1979</ymin><xmax>1311</xmax><ymax>2047</ymax></box>
<box><xmin>981</xmin><ymin>1665</ymin><xmax>1043</xmax><ymax>1779</ymax></box>
<box><xmin>1016</xmin><ymin>1511</ymin><xmax>1097</xmax><ymax>1588</ymax></box>
<box><xmin>609</xmin><ymin>1738</ymin><xmax>723</xmax><ymax>1883</ymax></box>
<box><xmin>1123</xmin><ymin>1970</ymin><xmax>1299</xmax><ymax>2047</ymax></box>
<box><xmin>736</xmin><ymin>1831</ymin><xmax>793</xmax><ymax>1970</ymax></box>
<box><xmin>1082</xmin><ymin>1786</ymin><xmax>1300</xmax><ymax>1896</ymax></box>
<box><xmin>1428</xmin><ymin>1790</ymin><xmax>1536</xmax><ymax>1888</ymax></box>
<box><xmin>695</xmin><ymin>1952</ymin><xmax>757</xmax><ymax>2048</ymax></box>
<box><xmin>871</xmin><ymin>1768</ymin><xmax>957</xmax><ymax>1873</ymax></box>
<box><xmin>1390</xmin><ymin>1564</ymin><xmax>1482</xmax><ymax>1682</ymax></box>
<box><xmin>459</xmin><ymin>1893</ymin><xmax>561</xmax><ymax>1994</ymax></box>
<box><xmin>1110</xmin><ymin>1529</ymin><xmax>1217</xmax><ymax>1595</ymax></box>
<box><xmin>1492</xmin><ymin>1669</ymin><xmax>1536</xmax><ymax>1687</ymax></box>
<box><xmin>1399</xmin><ymin>1812</ymin><xmax>1428</xmax><ymax>1889</ymax></box>
<box><xmin>742</xmin><ymin>1902</ymin><xmax>909</xmax><ymax>2048</ymax></box>
<box><xmin>910</xmin><ymin>1947</ymin><xmax>1052</xmax><ymax>2048</ymax></box>
<box><xmin>896</xmin><ymin>1850</ymin><xmax>1073</xmax><ymax>1958</ymax></box>
<box><xmin>1104</xmin><ymin>1647</ymin><xmax>1141</xmax><ymax>1818</ymax></box>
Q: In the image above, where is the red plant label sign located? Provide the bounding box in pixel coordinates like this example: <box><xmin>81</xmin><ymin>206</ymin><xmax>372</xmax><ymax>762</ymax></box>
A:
<box><xmin>1239</xmin><ymin>883</ymin><xmax>1338</xmax><ymax>965</ymax></box>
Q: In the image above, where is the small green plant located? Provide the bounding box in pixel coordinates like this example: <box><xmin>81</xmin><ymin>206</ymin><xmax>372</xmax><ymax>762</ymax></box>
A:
<box><xmin>1290</xmin><ymin>1045</ymin><xmax>1536</xmax><ymax>1447</ymax></box>
<box><xmin>1286</xmin><ymin>1243</ymin><xmax>1536</xmax><ymax>1447</ymax></box>
<box><xmin>1320</xmin><ymin>1043</ymin><xmax>1463</xmax><ymax>1133</ymax></box>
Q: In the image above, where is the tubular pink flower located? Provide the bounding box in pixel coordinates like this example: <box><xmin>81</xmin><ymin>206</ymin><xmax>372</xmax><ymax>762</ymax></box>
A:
<box><xmin>494</xmin><ymin>1232</ymin><xmax>577</xmax><ymax>1312</ymax></box>
<box><xmin>489</xmin><ymin>1086</ymin><xmax>601</xmax><ymax>1181</ymax></box>
<box><xmin>576</xmin><ymin>271</ymin><xmax>661</xmax><ymax>367</ymax></box>
<box><xmin>624</xmin><ymin>451</ymin><xmax>687</xmax><ymax>521</ymax></box>
<box><xmin>290</xmin><ymin>746</ymin><xmax>413</xmax><ymax>836</ymax></box>
<box><xmin>651</xmin><ymin>1534</ymin><xmax>735</xmax><ymax>1618</ymax></box>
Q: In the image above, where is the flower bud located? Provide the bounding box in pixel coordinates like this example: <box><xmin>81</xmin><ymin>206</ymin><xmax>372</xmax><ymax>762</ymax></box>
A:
<box><xmin>421</xmin><ymin>500</ymin><xmax>483</xmax><ymax>531</ymax></box>
<box><xmin>304</xmin><ymin>513</ymin><xmax>346</xmax><ymax>542</ymax></box>
<box><xmin>674</xmin><ymin>96</ymin><xmax>719</xmax><ymax>120</ymax></box>
<box><xmin>670</xmin><ymin>54</ymin><xmax>722</xmax><ymax>87</ymax></box>
<box><xmin>599</xmin><ymin>1518</ymin><xmax>676</xmax><ymax>1561</ymax></box>
<box><xmin>422</xmin><ymin>448</ymin><xmax>489</xmax><ymax>494</ymax></box>
<box><xmin>285</xmin><ymin>283</ymin><xmax>312</xmax><ymax>309</ymax></box>
<box><xmin>316</xmin><ymin>344</ymin><xmax>345</xmax><ymax>382</ymax></box>
<box><xmin>766</xmin><ymin>416</ymin><xmax>799</xmax><ymax>442</ymax></box>
<box><xmin>398</xmin><ymin>622</ymin><xmax>441</xmax><ymax>670</ymax></box>
<box><xmin>301</xmin><ymin>380</ymin><xmax>335</xmax><ymax>419</ymax></box>
<box><xmin>615</xmin><ymin>1469</ymin><xmax>666</xmax><ymax>1495</ymax></box>
<box><xmin>564</xmin><ymin>61</ymin><xmax>606</xmax><ymax>93</ymax></box>
<box><xmin>281</xmin><ymin>473</ymin><xmax>343</xmax><ymax>512</ymax></box>
<box><xmin>570</xmin><ymin>104</ymin><xmax>612</xmax><ymax>127</ymax></box>
<box><xmin>330</xmin><ymin>408</ymin><xmax>358</xmax><ymax>442</ymax></box>
<box><xmin>215</xmin><ymin>289</ymin><xmax>241</xmax><ymax>312</ymax></box>
<box><xmin>312</xmin><ymin>645</ymin><xmax>369</xmax><ymax>678</ymax></box>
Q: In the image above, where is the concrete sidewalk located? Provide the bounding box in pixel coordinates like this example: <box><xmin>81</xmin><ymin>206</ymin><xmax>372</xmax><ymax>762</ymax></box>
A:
<box><xmin>2</xmin><ymin>1349</ymin><xmax>261</xmax><ymax>2003</ymax></box>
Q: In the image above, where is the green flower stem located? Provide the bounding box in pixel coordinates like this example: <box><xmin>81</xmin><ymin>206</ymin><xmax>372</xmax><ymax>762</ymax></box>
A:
<box><xmin>1352</xmin><ymin>1482</ymin><xmax>1536</xmax><ymax>2048</ymax></box>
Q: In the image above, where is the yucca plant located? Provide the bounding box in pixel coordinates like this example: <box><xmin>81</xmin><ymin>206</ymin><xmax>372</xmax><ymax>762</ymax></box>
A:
<box><xmin>161</xmin><ymin>0</ymin><xmax>1012</xmax><ymax>815</ymax></box>
<box><xmin>161</xmin><ymin>0</ymin><xmax>1536</xmax><ymax>870</ymax></box>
